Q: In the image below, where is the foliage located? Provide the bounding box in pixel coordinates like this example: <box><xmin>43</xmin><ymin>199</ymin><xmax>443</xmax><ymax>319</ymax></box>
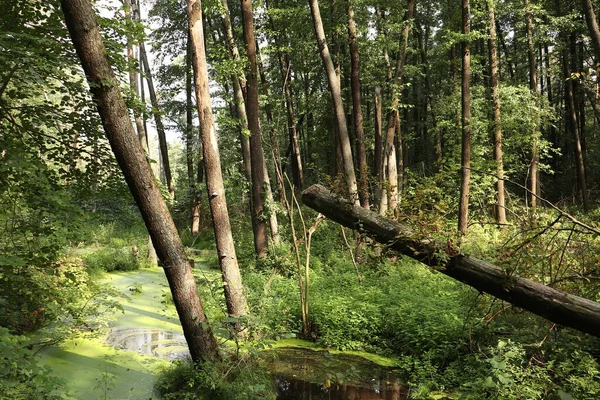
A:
<box><xmin>0</xmin><ymin>327</ymin><xmax>69</xmax><ymax>399</ymax></box>
<box><xmin>154</xmin><ymin>357</ymin><xmax>276</xmax><ymax>400</ymax></box>
<box><xmin>82</xmin><ymin>246</ymin><xmax>141</xmax><ymax>272</ymax></box>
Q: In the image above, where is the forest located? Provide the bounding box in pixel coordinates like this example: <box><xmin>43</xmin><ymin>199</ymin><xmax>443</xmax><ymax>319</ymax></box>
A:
<box><xmin>2</xmin><ymin>0</ymin><xmax>600</xmax><ymax>398</ymax></box>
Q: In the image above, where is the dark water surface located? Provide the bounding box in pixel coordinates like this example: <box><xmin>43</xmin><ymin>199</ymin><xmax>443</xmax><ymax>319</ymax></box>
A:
<box><xmin>269</xmin><ymin>348</ymin><xmax>408</xmax><ymax>400</ymax></box>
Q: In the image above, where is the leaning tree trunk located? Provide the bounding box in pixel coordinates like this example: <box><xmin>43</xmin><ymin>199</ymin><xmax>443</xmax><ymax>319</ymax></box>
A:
<box><xmin>60</xmin><ymin>0</ymin><xmax>218</xmax><ymax>362</ymax></box>
<box><xmin>302</xmin><ymin>184</ymin><xmax>600</xmax><ymax>339</ymax></box>
<box><xmin>139</xmin><ymin>42</ymin><xmax>174</xmax><ymax>198</ymax></box>
<box><xmin>487</xmin><ymin>0</ymin><xmax>507</xmax><ymax>224</ymax></box>
<box><xmin>188</xmin><ymin>0</ymin><xmax>249</xmax><ymax>318</ymax></box>
<box><xmin>583</xmin><ymin>0</ymin><xmax>600</xmax><ymax>73</ymax></box>
<box><xmin>241</xmin><ymin>0</ymin><xmax>269</xmax><ymax>258</ymax></box>
<box><xmin>309</xmin><ymin>0</ymin><xmax>360</xmax><ymax>206</ymax></box>
<box><xmin>347</xmin><ymin>0</ymin><xmax>369</xmax><ymax>208</ymax></box>
<box><xmin>458</xmin><ymin>0</ymin><xmax>471</xmax><ymax>236</ymax></box>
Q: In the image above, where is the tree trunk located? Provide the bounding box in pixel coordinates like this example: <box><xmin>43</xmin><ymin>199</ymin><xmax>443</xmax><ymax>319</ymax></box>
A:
<box><xmin>219</xmin><ymin>0</ymin><xmax>252</xmax><ymax>185</ymax></box>
<box><xmin>240</xmin><ymin>0</ymin><xmax>269</xmax><ymax>258</ymax></box>
<box><xmin>458</xmin><ymin>0</ymin><xmax>471</xmax><ymax>236</ymax></box>
<box><xmin>188</xmin><ymin>0</ymin><xmax>249</xmax><ymax>318</ymax></box>
<box><xmin>381</xmin><ymin>0</ymin><xmax>415</xmax><ymax>213</ymax></box>
<box><xmin>583</xmin><ymin>0</ymin><xmax>600</xmax><ymax>65</ymax></box>
<box><xmin>279</xmin><ymin>52</ymin><xmax>304</xmax><ymax>190</ymax></box>
<box><xmin>302</xmin><ymin>184</ymin><xmax>600</xmax><ymax>339</ymax></box>
<box><xmin>186</xmin><ymin>35</ymin><xmax>202</xmax><ymax>236</ymax></box>
<box><xmin>124</xmin><ymin>0</ymin><xmax>146</xmax><ymax>151</ymax></box>
<box><xmin>525</xmin><ymin>0</ymin><xmax>539</xmax><ymax>207</ymax></box>
<box><xmin>487</xmin><ymin>0</ymin><xmax>506</xmax><ymax>224</ymax></box>
<box><xmin>60</xmin><ymin>0</ymin><xmax>218</xmax><ymax>362</ymax></box>
<box><xmin>347</xmin><ymin>0</ymin><xmax>369</xmax><ymax>208</ymax></box>
<box><xmin>309</xmin><ymin>0</ymin><xmax>359</xmax><ymax>206</ymax></box>
<box><xmin>139</xmin><ymin>42</ymin><xmax>174</xmax><ymax>199</ymax></box>
<box><xmin>564</xmin><ymin>45</ymin><xmax>590</xmax><ymax>212</ymax></box>
<box><xmin>374</xmin><ymin>86</ymin><xmax>383</xmax><ymax>183</ymax></box>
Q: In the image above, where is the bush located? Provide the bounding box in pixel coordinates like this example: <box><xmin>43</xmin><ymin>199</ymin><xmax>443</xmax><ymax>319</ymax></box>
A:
<box><xmin>155</xmin><ymin>358</ymin><xmax>275</xmax><ymax>400</ymax></box>
<box><xmin>83</xmin><ymin>247</ymin><xmax>139</xmax><ymax>272</ymax></box>
<box><xmin>0</xmin><ymin>327</ymin><xmax>69</xmax><ymax>399</ymax></box>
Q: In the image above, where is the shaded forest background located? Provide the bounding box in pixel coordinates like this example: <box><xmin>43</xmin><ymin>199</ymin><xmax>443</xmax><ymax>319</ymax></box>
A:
<box><xmin>2</xmin><ymin>0</ymin><xmax>600</xmax><ymax>398</ymax></box>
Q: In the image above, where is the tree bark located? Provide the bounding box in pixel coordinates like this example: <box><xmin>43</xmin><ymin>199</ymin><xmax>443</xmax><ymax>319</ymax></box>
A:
<box><xmin>60</xmin><ymin>0</ymin><xmax>218</xmax><ymax>362</ymax></box>
<box><xmin>186</xmin><ymin>35</ymin><xmax>202</xmax><ymax>236</ymax></box>
<box><xmin>381</xmin><ymin>0</ymin><xmax>416</xmax><ymax>213</ymax></box>
<box><xmin>458</xmin><ymin>0</ymin><xmax>471</xmax><ymax>236</ymax></box>
<box><xmin>279</xmin><ymin>52</ymin><xmax>304</xmax><ymax>190</ymax></box>
<box><xmin>309</xmin><ymin>0</ymin><xmax>360</xmax><ymax>206</ymax></box>
<box><xmin>487</xmin><ymin>0</ymin><xmax>506</xmax><ymax>224</ymax></box>
<box><xmin>583</xmin><ymin>0</ymin><xmax>600</xmax><ymax>65</ymax></box>
<box><xmin>374</xmin><ymin>86</ymin><xmax>383</xmax><ymax>184</ymax></box>
<box><xmin>240</xmin><ymin>0</ymin><xmax>269</xmax><ymax>258</ymax></box>
<box><xmin>139</xmin><ymin>41</ymin><xmax>174</xmax><ymax>199</ymax></box>
<box><xmin>347</xmin><ymin>0</ymin><xmax>369</xmax><ymax>208</ymax></box>
<box><xmin>188</xmin><ymin>0</ymin><xmax>249</xmax><ymax>317</ymax></box>
<box><xmin>564</xmin><ymin>45</ymin><xmax>590</xmax><ymax>212</ymax></box>
<box><xmin>525</xmin><ymin>0</ymin><xmax>539</xmax><ymax>207</ymax></box>
<box><xmin>302</xmin><ymin>184</ymin><xmax>600</xmax><ymax>339</ymax></box>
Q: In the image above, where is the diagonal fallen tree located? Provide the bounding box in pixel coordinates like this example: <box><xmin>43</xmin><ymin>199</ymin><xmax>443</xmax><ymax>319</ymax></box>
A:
<box><xmin>302</xmin><ymin>184</ymin><xmax>600</xmax><ymax>338</ymax></box>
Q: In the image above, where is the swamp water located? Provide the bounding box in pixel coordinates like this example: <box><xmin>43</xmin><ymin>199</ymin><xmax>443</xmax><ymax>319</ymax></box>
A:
<box><xmin>38</xmin><ymin>267</ymin><xmax>406</xmax><ymax>399</ymax></box>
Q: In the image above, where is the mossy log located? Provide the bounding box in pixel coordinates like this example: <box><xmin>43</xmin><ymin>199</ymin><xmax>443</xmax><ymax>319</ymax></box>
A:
<box><xmin>302</xmin><ymin>184</ymin><xmax>600</xmax><ymax>338</ymax></box>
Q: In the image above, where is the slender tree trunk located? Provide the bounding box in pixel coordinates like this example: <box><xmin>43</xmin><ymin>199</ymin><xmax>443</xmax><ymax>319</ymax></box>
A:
<box><xmin>188</xmin><ymin>0</ymin><xmax>249</xmax><ymax>317</ymax></box>
<box><xmin>278</xmin><ymin>51</ymin><xmax>304</xmax><ymax>189</ymax></box>
<box><xmin>487</xmin><ymin>0</ymin><xmax>506</xmax><ymax>224</ymax></box>
<box><xmin>309</xmin><ymin>0</ymin><xmax>360</xmax><ymax>205</ymax></box>
<box><xmin>525</xmin><ymin>0</ymin><xmax>539</xmax><ymax>207</ymax></box>
<box><xmin>374</xmin><ymin>86</ymin><xmax>383</xmax><ymax>183</ymax></box>
<box><xmin>219</xmin><ymin>0</ymin><xmax>251</xmax><ymax>185</ymax></box>
<box><xmin>127</xmin><ymin>0</ymin><xmax>159</xmax><ymax>261</ymax></box>
<box><xmin>347</xmin><ymin>0</ymin><xmax>369</xmax><ymax>208</ymax></box>
<box><xmin>458</xmin><ymin>0</ymin><xmax>471</xmax><ymax>236</ymax></box>
<box><xmin>186</xmin><ymin>35</ymin><xmax>202</xmax><ymax>236</ymax></box>
<box><xmin>60</xmin><ymin>0</ymin><xmax>218</xmax><ymax>362</ymax></box>
<box><xmin>139</xmin><ymin>42</ymin><xmax>174</xmax><ymax>199</ymax></box>
<box><xmin>240</xmin><ymin>0</ymin><xmax>269</xmax><ymax>258</ymax></box>
<box><xmin>124</xmin><ymin>0</ymin><xmax>146</xmax><ymax>151</ymax></box>
<box><xmin>381</xmin><ymin>0</ymin><xmax>416</xmax><ymax>213</ymax></box>
<box><xmin>253</xmin><ymin>41</ymin><xmax>282</xmax><ymax>245</ymax></box>
<box><xmin>564</xmin><ymin>45</ymin><xmax>590</xmax><ymax>211</ymax></box>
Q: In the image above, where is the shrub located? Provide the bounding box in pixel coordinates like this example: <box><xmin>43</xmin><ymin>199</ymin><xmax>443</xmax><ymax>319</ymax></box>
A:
<box><xmin>0</xmin><ymin>327</ymin><xmax>69</xmax><ymax>399</ymax></box>
<box><xmin>83</xmin><ymin>247</ymin><xmax>139</xmax><ymax>272</ymax></box>
<box><xmin>155</xmin><ymin>358</ymin><xmax>275</xmax><ymax>400</ymax></box>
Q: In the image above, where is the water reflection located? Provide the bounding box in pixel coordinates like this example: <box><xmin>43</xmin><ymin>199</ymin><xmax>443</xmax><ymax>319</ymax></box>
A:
<box><xmin>269</xmin><ymin>348</ymin><xmax>407</xmax><ymax>400</ymax></box>
<box><xmin>276</xmin><ymin>376</ymin><xmax>408</xmax><ymax>400</ymax></box>
<box><xmin>105</xmin><ymin>326</ymin><xmax>189</xmax><ymax>360</ymax></box>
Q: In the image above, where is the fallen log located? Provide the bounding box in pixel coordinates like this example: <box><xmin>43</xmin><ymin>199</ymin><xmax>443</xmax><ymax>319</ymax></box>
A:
<box><xmin>302</xmin><ymin>184</ymin><xmax>600</xmax><ymax>338</ymax></box>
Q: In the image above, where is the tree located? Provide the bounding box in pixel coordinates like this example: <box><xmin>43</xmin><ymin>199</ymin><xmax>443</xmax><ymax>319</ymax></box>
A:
<box><xmin>458</xmin><ymin>0</ymin><xmax>471</xmax><ymax>236</ymax></box>
<box><xmin>583</xmin><ymin>0</ymin><xmax>600</xmax><ymax>67</ymax></box>
<box><xmin>241</xmin><ymin>0</ymin><xmax>270</xmax><ymax>258</ymax></box>
<box><xmin>60</xmin><ymin>0</ymin><xmax>218</xmax><ymax>362</ymax></box>
<box><xmin>139</xmin><ymin>41</ymin><xmax>175</xmax><ymax>198</ymax></box>
<box><xmin>187</xmin><ymin>0</ymin><xmax>249</xmax><ymax>317</ymax></box>
<box><xmin>309</xmin><ymin>0</ymin><xmax>360</xmax><ymax>206</ymax></box>
<box><xmin>525</xmin><ymin>0</ymin><xmax>540</xmax><ymax>207</ymax></box>
<box><xmin>487</xmin><ymin>0</ymin><xmax>506</xmax><ymax>224</ymax></box>
<box><xmin>347</xmin><ymin>0</ymin><xmax>369</xmax><ymax>208</ymax></box>
<box><xmin>380</xmin><ymin>0</ymin><xmax>416</xmax><ymax>214</ymax></box>
<box><xmin>302</xmin><ymin>184</ymin><xmax>600</xmax><ymax>339</ymax></box>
